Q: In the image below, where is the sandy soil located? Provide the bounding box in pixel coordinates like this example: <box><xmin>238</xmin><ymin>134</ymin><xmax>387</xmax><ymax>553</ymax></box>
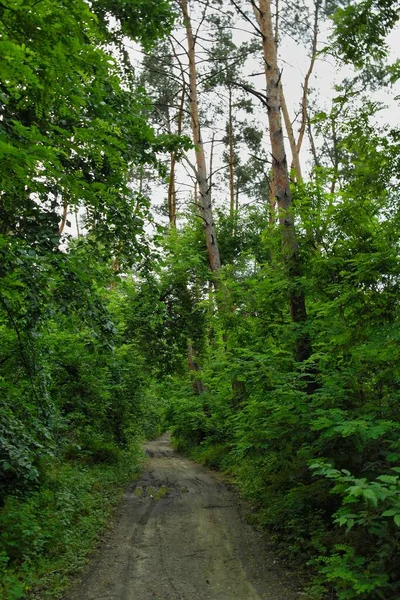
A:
<box><xmin>64</xmin><ymin>434</ymin><xmax>303</xmax><ymax>600</ymax></box>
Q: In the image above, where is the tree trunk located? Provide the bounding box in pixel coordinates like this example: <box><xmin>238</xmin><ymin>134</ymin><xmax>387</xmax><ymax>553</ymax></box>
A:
<box><xmin>271</xmin><ymin>0</ymin><xmax>302</xmax><ymax>183</ymax></box>
<box><xmin>179</xmin><ymin>0</ymin><xmax>221</xmax><ymax>272</ymax></box>
<box><xmin>209</xmin><ymin>131</ymin><xmax>215</xmax><ymax>205</ymax></box>
<box><xmin>268</xmin><ymin>172</ymin><xmax>276</xmax><ymax>224</ymax></box>
<box><xmin>188</xmin><ymin>343</ymin><xmax>205</xmax><ymax>394</ymax></box>
<box><xmin>59</xmin><ymin>199</ymin><xmax>68</xmax><ymax>234</ymax></box>
<box><xmin>307</xmin><ymin>119</ymin><xmax>320</xmax><ymax>169</ymax></box>
<box><xmin>297</xmin><ymin>0</ymin><xmax>320</xmax><ymax>157</ymax></box>
<box><xmin>228</xmin><ymin>86</ymin><xmax>235</xmax><ymax>218</ymax></box>
<box><xmin>168</xmin><ymin>152</ymin><xmax>177</xmax><ymax>227</ymax></box>
<box><xmin>253</xmin><ymin>0</ymin><xmax>309</xmax><ymax>361</ymax></box>
<box><xmin>280</xmin><ymin>87</ymin><xmax>303</xmax><ymax>183</ymax></box>
<box><xmin>234</xmin><ymin>183</ymin><xmax>240</xmax><ymax>235</ymax></box>
<box><xmin>167</xmin><ymin>81</ymin><xmax>186</xmax><ymax>227</ymax></box>
<box><xmin>194</xmin><ymin>180</ymin><xmax>198</xmax><ymax>213</ymax></box>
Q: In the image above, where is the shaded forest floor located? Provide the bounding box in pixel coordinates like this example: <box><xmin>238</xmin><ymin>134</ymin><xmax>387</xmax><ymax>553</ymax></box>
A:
<box><xmin>64</xmin><ymin>434</ymin><xmax>302</xmax><ymax>600</ymax></box>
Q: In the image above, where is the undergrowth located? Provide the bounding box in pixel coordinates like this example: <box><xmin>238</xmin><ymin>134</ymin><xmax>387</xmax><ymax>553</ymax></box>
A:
<box><xmin>0</xmin><ymin>445</ymin><xmax>143</xmax><ymax>600</ymax></box>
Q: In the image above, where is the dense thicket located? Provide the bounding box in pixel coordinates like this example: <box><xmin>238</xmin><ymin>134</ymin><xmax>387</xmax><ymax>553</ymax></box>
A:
<box><xmin>154</xmin><ymin>3</ymin><xmax>400</xmax><ymax>600</ymax></box>
<box><xmin>168</xmin><ymin>111</ymin><xmax>400</xmax><ymax>598</ymax></box>
<box><xmin>1</xmin><ymin>0</ymin><xmax>400</xmax><ymax>599</ymax></box>
<box><xmin>0</xmin><ymin>0</ymin><xmax>176</xmax><ymax>597</ymax></box>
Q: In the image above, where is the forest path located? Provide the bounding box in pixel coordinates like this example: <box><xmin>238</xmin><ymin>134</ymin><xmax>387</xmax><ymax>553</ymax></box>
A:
<box><xmin>65</xmin><ymin>433</ymin><xmax>301</xmax><ymax>600</ymax></box>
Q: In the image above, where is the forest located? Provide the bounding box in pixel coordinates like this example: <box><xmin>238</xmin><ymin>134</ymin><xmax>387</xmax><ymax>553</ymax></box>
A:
<box><xmin>1</xmin><ymin>0</ymin><xmax>400</xmax><ymax>598</ymax></box>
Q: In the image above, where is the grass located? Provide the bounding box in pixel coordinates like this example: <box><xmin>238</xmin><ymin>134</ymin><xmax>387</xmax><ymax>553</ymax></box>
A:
<box><xmin>0</xmin><ymin>445</ymin><xmax>143</xmax><ymax>600</ymax></box>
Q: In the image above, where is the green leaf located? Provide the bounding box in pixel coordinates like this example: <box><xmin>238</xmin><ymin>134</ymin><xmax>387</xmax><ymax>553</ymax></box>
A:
<box><xmin>363</xmin><ymin>488</ymin><xmax>378</xmax><ymax>507</ymax></box>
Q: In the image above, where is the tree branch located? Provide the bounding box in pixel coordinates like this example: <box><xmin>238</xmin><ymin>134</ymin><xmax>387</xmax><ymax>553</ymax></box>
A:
<box><xmin>229</xmin><ymin>0</ymin><xmax>263</xmax><ymax>37</ymax></box>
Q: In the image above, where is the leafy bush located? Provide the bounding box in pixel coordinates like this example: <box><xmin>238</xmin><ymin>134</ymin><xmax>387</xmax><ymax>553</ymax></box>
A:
<box><xmin>0</xmin><ymin>448</ymin><xmax>143</xmax><ymax>600</ymax></box>
<box><xmin>307</xmin><ymin>462</ymin><xmax>400</xmax><ymax>599</ymax></box>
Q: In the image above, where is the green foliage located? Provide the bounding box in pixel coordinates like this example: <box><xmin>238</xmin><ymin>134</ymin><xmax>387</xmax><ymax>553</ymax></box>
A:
<box><xmin>0</xmin><ymin>0</ymin><xmax>176</xmax><ymax>596</ymax></box>
<box><xmin>309</xmin><ymin>545</ymin><xmax>391</xmax><ymax>600</ymax></box>
<box><xmin>332</xmin><ymin>0</ymin><xmax>400</xmax><ymax>68</ymax></box>
<box><xmin>165</xmin><ymin>96</ymin><xmax>400</xmax><ymax>599</ymax></box>
<box><xmin>0</xmin><ymin>269</ymin><xmax>170</xmax><ymax>597</ymax></box>
<box><xmin>91</xmin><ymin>0</ymin><xmax>177</xmax><ymax>49</ymax></box>
<box><xmin>311</xmin><ymin>462</ymin><xmax>400</xmax><ymax>532</ymax></box>
<box><xmin>0</xmin><ymin>449</ymin><xmax>143</xmax><ymax>600</ymax></box>
<box><xmin>0</xmin><ymin>0</ymin><xmax>183</xmax><ymax>267</ymax></box>
<box><xmin>2</xmin><ymin>1</ymin><xmax>400</xmax><ymax>599</ymax></box>
<box><xmin>124</xmin><ymin>222</ymin><xmax>209</xmax><ymax>376</ymax></box>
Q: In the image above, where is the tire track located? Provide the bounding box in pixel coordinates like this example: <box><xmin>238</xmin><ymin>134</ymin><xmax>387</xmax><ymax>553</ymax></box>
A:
<box><xmin>64</xmin><ymin>434</ymin><xmax>301</xmax><ymax>600</ymax></box>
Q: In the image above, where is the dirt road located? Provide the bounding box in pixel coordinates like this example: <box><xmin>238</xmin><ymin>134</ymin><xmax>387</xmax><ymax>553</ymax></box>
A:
<box><xmin>65</xmin><ymin>434</ymin><xmax>301</xmax><ymax>600</ymax></box>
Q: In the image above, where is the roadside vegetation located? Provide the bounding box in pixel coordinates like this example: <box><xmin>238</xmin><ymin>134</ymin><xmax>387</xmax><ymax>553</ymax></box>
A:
<box><xmin>1</xmin><ymin>1</ymin><xmax>400</xmax><ymax>599</ymax></box>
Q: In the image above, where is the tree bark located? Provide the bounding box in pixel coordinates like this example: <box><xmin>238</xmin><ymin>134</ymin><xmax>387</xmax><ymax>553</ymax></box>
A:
<box><xmin>253</xmin><ymin>0</ymin><xmax>309</xmax><ymax>361</ymax></box>
<box><xmin>234</xmin><ymin>183</ymin><xmax>240</xmax><ymax>235</ymax></box>
<box><xmin>209</xmin><ymin>131</ymin><xmax>215</xmax><ymax>205</ymax></box>
<box><xmin>179</xmin><ymin>0</ymin><xmax>221</xmax><ymax>272</ymax></box>
<box><xmin>188</xmin><ymin>343</ymin><xmax>205</xmax><ymax>394</ymax></box>
<box><xmin>194</xmin><ymin>180</ymin><xmax>198</xmax><ymax>213</ymax></box>
<box><xmin>59</xmin><ymin>199</ymin><xmax>68</xmax><ymax>234</ymax></box>
<box><xmin>268</xmin><ymin>172</ymin><xmax>276</xmax><ymax>224</ymax></box>
<box><xmin>296</xmin><ymin>0</ymin><xmax>320</xmax><ymax>157</ymax></box>
<box><xmin>280</xmin><ymin>87</ymin><xmax>303</xmax><ymax>183</ymax></box>
<box><xmin>168</xmin><ymin>152</ymin><xmax>177</xmax><ymax>227</ymax></box>
<box><xmin>228</xmin><ymin>86</ymin><xmax>235</xmax><ymax>218</ymax></box>
<box><xmin>167</xmin><ymin>81</ymin><xmax>186</xmax><ymax>227</ymax></box>
<box><xmin>307</xmin><ymin>118</ymin><xmax>320</xmax><ymax>169</ymax></box>
<box><xmin>272</xmin><ymin>0</ymin><xmax>302</xmax><ymax>183</ymax></box>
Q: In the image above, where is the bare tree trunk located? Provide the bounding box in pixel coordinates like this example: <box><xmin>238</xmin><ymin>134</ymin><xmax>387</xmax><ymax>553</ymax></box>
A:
<box><xmin>307</xmin><ymin>118</ymin><xmax>320</xmax><ymax>171</ymax></box>
<box><xmin>194</xmin><ymin>180</ymin><xmax>198</xmax><ymax>213</ymax></box>
<box><xmin>280</xmin><ymin>87</ymin><xmax>303</xmax><ymax>182</ymax></box>
<box><xmin>168</xmin><ymin>153</ymin><xmax>177</xmax><ymax>227</ymax></box>
<box><xmin>209</xmin><ymin>131</ymin><xmax>215</xmax><ymax>205</ymax></box>
<box><xmin>59</xmin><ymin>199</ymin><xmax>68</xmax><ymax>234</ymax></box>
<box><xmin>228</xmin><ymin>86</ymin><xmax>235</xmax><ymax>217</ymax></box>
<box><xmin>179</xmin><ymin>0</ymin><xmax>221</xmax><ymax>272</ymax></box>
<box><xmin>234</xmin><ymin>184</ymin><xmax>240</xmax><ymax>234</ymax></box>
<box><xmin>271</xmin><ymin>0</ymin><xmax>302</xmax><ymax>184</ymax></box>
<box><xmin>268</xmin><ymin>172</ymin><xmax>276</xmax><ymax>224</ymax></box>
<box><xmin>274</xmin><ymin>0</ymin><xmax>319</xmax><ymax>183</ymax></box>
<box><xmin>167</xmin><ymin>81</ymin><xmax>186</xmax><ymax>227</ymax></box>
<box><xmin>253</xmin><ymin>0</ymin><xmax>309</xmax><ymax>361</ymax></box>
<box><xmin>296</xmin><ymin>0</ymin><xmax>320</xmax><ymax>157</ymax></box>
